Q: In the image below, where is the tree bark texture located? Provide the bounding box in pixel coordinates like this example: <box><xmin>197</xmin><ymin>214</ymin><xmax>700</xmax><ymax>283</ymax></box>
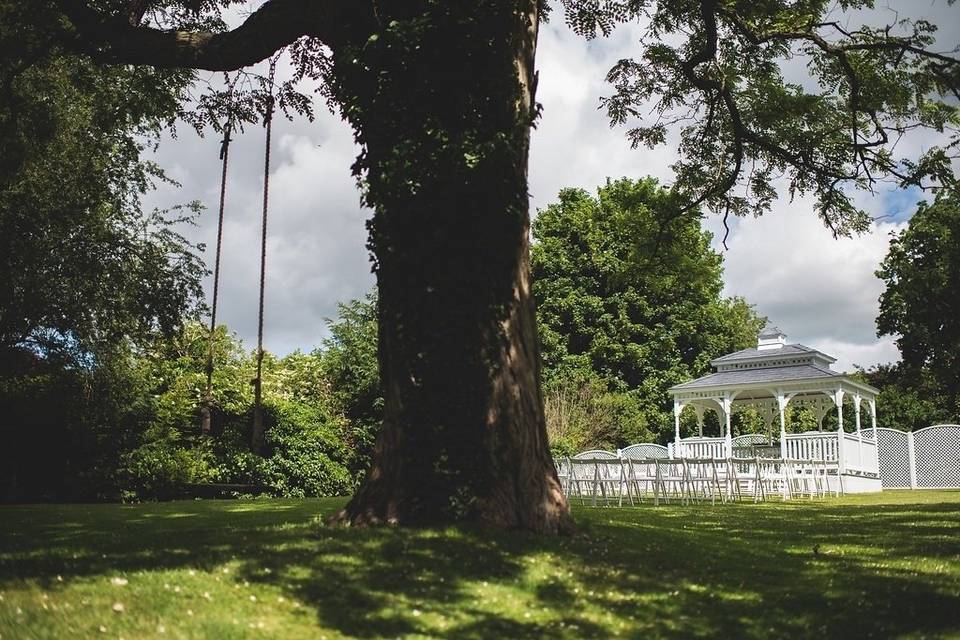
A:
<box><xmin>329</xmin><ymin>2</ymin><xmax>572</xmax><ymax>533</ymax></box>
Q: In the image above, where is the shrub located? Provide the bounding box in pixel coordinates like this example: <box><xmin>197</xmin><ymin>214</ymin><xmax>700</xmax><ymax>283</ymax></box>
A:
<box><xmin>255</xmin><ymin>401</ymin><xmax>353</xmax><ymax>498</ymax></box>
<box><xmin>544</xmin><ymin>370</ymin><xmax>655</xmax><ymax>456</ymax></box>
<box><xmin>119</xmin><ymin>439</ymin><xmax>215</xmax><ymax>500</ymax></box>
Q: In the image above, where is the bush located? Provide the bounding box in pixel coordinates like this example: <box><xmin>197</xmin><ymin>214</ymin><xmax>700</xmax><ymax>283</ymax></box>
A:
<box><xmin>544</xmin><ymin>370</ymin><xmax>655</xmax><ymax>456</ymax></box>
<box><xmin>120</xmin><ymin>439</ymin><xmax>216</xmax><ymax>500</ymax></box>
<box><xmin>256</xmin><ymin>401</ymin><xmax>353</xmax><ymax>498</ymax></box>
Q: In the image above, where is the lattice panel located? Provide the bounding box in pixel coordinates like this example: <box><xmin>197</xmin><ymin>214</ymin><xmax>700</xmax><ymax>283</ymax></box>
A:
<box><xmin>915</xmin><ymin>426</ymin><xmax>960</xmax><ymax>488</ymax></box>
<box><xmin>620</xmin><ymin>444</ymin><xmax>669</xmax><ymax>459</ymax></box>
<box><xmin>732</xmin><ymin>434</ymin><xmax>769</xmax><ymax>447</ymax></box>
<box><xmin>876</xmin><ymin>428</ymin><xmax>911</xmax><ymax>488</ymax></box>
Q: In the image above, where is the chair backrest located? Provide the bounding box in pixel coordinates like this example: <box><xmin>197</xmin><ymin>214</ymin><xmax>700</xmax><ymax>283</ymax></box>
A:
<box><xmin>620</xmin><ymin>443</ymin><xmax>670</xmax><ymax>459</ymax></box>
<box><xmin>569</xmin><ymin>457</ymin><xmax>599</xmax><ymax>480</ymax></box>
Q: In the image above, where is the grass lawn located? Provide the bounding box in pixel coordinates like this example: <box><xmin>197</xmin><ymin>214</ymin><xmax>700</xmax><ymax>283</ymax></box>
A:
<box><xmin>1</xmin><ymin>491</ymin><xmax>958</xmax><ymax>639</ymax></box>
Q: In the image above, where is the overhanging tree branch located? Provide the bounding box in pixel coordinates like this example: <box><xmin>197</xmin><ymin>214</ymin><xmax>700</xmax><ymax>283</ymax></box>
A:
<box><xmin>56</xmin><ymin>0</ymin><xmax>367</xmax><ymax>71</ymax></box>
<box><xmin>566</xmin><ymin>0</ymin><xmax>959</xmax><ymax>238</ymax></box>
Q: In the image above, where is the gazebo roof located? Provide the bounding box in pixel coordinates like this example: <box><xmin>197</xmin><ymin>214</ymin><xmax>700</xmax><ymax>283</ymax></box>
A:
<box><xmin>669</xmin><ymin>324</ymin><xmax>878</xmax><ymax>401</ymax></box>
<box><xmin>710</xmin><ymin>343</ymin><xmax>833</xmax><ymax>365</ymax></box>
<box><xmin>671</xmin><ymin>362</ymin><xmax>839</xmax><ymax>391</ymax></box>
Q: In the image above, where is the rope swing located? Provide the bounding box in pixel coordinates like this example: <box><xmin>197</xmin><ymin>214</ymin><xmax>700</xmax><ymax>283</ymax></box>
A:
<box><xmin>201</xmin><ymin>73</ymin><xmax>238</xmax><ymax>436</ymax></box>
<box><xmin>200</xmin><ymin>58</ymin><xmax>278</xmax><ymax>455</ymax></box>
<box><xmin>250</xmin><ymin>57</ymin><xmax>277</xmax><ymax>454</ymax></box>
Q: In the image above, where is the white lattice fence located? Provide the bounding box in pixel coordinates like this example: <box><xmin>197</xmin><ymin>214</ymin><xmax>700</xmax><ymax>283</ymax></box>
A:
<box><xmin>914</xmin><ymin>425</ymin><xmax>960</xmax><ymax>488</ymax></box>
<box><xmin>732</xmin><ymin>434</ymin><xmax>769</xmax><ymax>447</ymax></box>
<box><xmin>875</xmin><ymin>428</ymin><xmax>911</xmax><ymax>488</ymax></box>
<box><xmin>620</xmin><ymin>443</ymin><xmax>669</xmax><ymax>459</ymax></box>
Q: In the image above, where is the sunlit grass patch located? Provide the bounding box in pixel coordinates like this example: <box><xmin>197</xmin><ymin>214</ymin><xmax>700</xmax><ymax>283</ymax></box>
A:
<box><xmin>1</xmin><ymin>491</ymin><xmax>959</xmax><ymax>638</ymax></box>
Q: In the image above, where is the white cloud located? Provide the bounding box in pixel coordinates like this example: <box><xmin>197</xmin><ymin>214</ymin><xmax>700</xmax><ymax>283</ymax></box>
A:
<box><xmin>713</xmin><ymin>200</ymin><xmax>907</xmax><ymax>371</ymax></box>
<box><xmin>529</xmin><ymin>19</ymin><xmax>677</xmax><ymax>212</ymax></box>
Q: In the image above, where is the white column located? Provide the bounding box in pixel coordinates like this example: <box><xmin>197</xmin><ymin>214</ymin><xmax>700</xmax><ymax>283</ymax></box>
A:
<box><xmin>870</xmin><ymin>399</ymin><xmax>877</xmax><ymax>439</ymax></box>
<box><xmin>907</xmin><ymin>430</ymin><xmax>918</xmax><ymax>489</ymax></box>
<box><xmin>833</xmin><ymin>390</ymin><xmax>845</xmax><ymax>480</ymax></box>
<box><xmin>854</xmin><ymin>394</ymin><xmax>863</xmax><ymax>468</ymax></box>
<box><xmin>777</xmin><ymin>392</ymin><xmax>788</xmax><ymax>459</ymax></box>
<box><xmin>673</xmin><ymin>400</ymin><xmax>682</xmax><ymax>458</ymax></box>
<box><xmin>722</xmin><ymin>395</ymin><xmax>733</xmax><ymax>458</ymax></box>
<box><xmin>835</xmin><ymin>389</ymin><xmax>844</xmax><ymax>433</ymax></box>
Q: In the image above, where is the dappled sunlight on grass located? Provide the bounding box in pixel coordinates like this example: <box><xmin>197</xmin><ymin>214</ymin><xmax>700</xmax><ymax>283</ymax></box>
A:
<box><xmin>0</xmin><ymin>491</ymin><xmax>958</xmax><ymax>638</ymax></box>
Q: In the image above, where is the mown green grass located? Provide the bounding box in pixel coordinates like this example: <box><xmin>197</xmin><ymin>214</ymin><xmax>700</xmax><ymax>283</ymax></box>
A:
<box><xmin>1</xmin><ymin>491</ymin><xmax>958</xmax><ymax>639</ymax></box>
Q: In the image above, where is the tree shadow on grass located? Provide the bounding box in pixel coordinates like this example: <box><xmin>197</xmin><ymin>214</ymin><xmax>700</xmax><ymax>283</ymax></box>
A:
<box><xmin>1</xmin><ymin>497</ymin><xmax>959</xmax><ymax>638</ymax></box>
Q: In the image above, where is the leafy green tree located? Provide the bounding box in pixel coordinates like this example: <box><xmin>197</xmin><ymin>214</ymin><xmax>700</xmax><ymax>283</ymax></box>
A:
<box><xmin>876</xmin><ymin>191</ymin><xmax>960</xmax><ymax>417</ymax></box>
<box><xmin>857</xmin><ymin>363</ymin><xmax>954</xmax><ymax>431</ymax></box>
<box><xmin>0</xmin><ymin>11</ymin><xmax>204</xmax><ymax>362</ymax></box>
<box><xmin>116</xmin><ymin>323</ymin><xmax>354</xmax><ymax>500</ymax></box>
<box><xmin>319</xmin><ymin>294</ymin><xmax>383</xmax><ymax>476</ymax></box>
<box><xmin>13</xmin><ymin>0</ymin><xmax>958</xmax><ymax>531</ymax></box>
<box><xmin>533</xmin><ymin>178</ymin><xmax>764</xmax><ymax>443</ymax></box>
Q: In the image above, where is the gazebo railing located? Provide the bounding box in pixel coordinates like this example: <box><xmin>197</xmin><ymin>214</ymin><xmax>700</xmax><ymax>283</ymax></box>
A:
<box><xmin>784</xmin><ymin>432</ymin><xmax>839</xmax><ymax>461</ymax></box>
<box><xmin>842</xmin><ymin>432</ymin><xmax>878</xmax><ymax>476</ymax></box>
<box><xmin>679</xmin><ymin>437</ymin><xmax>726</xmax><ymax>458</ymax></box>
<box><xmin>671</xmin><ymin>431</ymin><xmax>879</xmax><ymax>477</ymax></box>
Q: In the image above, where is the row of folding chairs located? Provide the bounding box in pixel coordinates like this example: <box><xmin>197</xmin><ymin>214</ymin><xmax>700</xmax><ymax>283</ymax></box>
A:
<box><xmin>556</xmin><ymin>457</ymin><xmax>837</xmax><ymax>506</ymax></box>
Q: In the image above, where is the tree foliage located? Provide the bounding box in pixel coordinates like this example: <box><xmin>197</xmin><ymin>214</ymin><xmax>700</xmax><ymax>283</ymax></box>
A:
<box><xmin>0</xmin><ymin>4</ymin><xmax>205</xmax><ymax>362</ymax></box>
<box><xmin>0</xmin><ymin>322</ymin><xmax>358</xmax><ymax>502</ymax></box>
<box><xmin>532</xmin><ymin>177</ymin><xmax>764</xmax><ymax>444</ymax></box>
<box><xmin>318</xmin><ymin>294</ymin><xmax>383</xmax><ymax>475</ymax></box>
<box><xmin>876</xmin><ymin>190</ymin><xmax>960</xmax><ymax>416</ymax></box>
<box><xmin>561</xmin><ymin>0</ymin><xmax>959</xmax><ymax>237</ymax></box>
<box><xmin>856</xmin><ymin>363</ymin><xmax>953</xmax><ymax>431</ymax></box>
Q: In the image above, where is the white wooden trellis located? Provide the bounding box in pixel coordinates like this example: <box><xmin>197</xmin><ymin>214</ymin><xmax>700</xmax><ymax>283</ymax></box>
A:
<box><xmin>874</xmin><ymin>427</ymin><xmax>912</xmax><ymax>488</ymax></box>
<box><xmin>913</xmin><ymin>425</ymin><xmax>960</xmax><ymax>488</ymax></box>
<box><xmin>871</xmin><ymin>425</ymin><xmax>960</xmax><ymax>489</ymax></box>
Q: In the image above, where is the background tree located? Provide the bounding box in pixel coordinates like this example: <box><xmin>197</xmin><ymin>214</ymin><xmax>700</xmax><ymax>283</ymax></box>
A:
<box><xmin>855</xmin><ymin>363</ymin><xmax>952</xmax><ymax>431</ymax></box>
<box><xmin>319</xmin><ymin>294</ymin><xmax>383</xmax><ymax>476</ymax></box>
<box><xmin>532</xmin><ymin>177</ymin><xmax>764</xmax><ymax>447</ymax></box>
<box><xmin>876</xmin><ymin>190</ymin><xmax>960</xmax><ymax>419</ymax></box>
<box><xmin>11</xmin><ymin>0</ymin><xmax>959</xmax><ymax>531</ymax></box>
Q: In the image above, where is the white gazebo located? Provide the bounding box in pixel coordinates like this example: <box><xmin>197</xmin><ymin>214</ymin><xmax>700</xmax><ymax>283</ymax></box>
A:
<box><xmin>668</xmin><ymin>323</ymin><xmax>882</xmax><ymax>492</ymax></box>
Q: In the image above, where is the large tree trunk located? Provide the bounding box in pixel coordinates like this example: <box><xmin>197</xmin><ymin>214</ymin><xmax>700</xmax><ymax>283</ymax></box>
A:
<box><xmin>331</xmin><ymin>1</ymin><xmax>572</xmax><ymax>533</ymax></box>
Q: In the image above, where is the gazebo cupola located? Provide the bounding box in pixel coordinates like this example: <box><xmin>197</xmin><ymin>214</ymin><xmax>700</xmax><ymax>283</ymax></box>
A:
<box><xmin>757</xmin><ymin>323</ymin><xmax>787</xmax><ymax>350</ymax></box>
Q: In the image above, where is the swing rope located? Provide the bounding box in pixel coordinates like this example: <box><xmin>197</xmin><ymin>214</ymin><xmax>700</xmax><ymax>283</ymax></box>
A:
<box><xmin>251</xmin><ymin>58</ymin><xmax>277</xmax><ymax>452</ymax></box>
<box><xmin>202</xmin><ymin>74</ymin><xmax>237</xmax><ymax>435</ymax></box>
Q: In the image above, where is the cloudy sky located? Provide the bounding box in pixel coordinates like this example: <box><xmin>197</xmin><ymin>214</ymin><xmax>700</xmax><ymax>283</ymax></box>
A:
<box><xmin>144</xmin><ymin>1</ymin><xmax>957</xmax><ymax>373</ymax></box>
